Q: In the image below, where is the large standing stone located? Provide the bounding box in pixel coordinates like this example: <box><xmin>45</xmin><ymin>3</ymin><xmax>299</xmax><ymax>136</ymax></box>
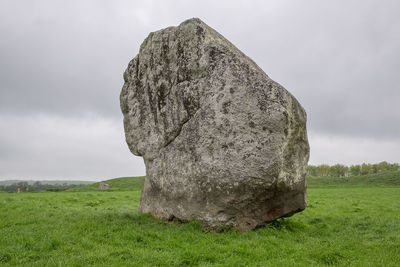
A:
<box><xmin>120</xmin><ymin>18</ymin><xmax>309</xmax><ymax>231</ymax></box>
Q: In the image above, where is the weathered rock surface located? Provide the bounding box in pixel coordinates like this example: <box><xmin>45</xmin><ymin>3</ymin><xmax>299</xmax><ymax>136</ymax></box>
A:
<box><xmin>120</xmin><ymin>18</ymin><xmax>310</xmax><ymax>231</ymax></box>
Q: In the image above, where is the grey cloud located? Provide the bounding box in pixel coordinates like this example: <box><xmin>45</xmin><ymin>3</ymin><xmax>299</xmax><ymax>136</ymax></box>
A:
<box><xmin>309</xmin><ymin>132</ymin><xmax>400</xmax><ymax>165</ymax></box>
<box><xmin>0</xmin><ymin>113</ymin><xmax>145</xmax><ymax>180</ymax></box>
<box><xmin>211</xmin><ymin>0</ymin><xmax>400</xmax><ymax>140</ymax></box>
<box><xmin>0</xmin><ymin>0</ymin><xmax>151</xmax><ymax>117</ymax></box>
<box><xmin>1</xmin><ymin>0</ymin><xmax>399</xmax><ymax>138</ymax></box>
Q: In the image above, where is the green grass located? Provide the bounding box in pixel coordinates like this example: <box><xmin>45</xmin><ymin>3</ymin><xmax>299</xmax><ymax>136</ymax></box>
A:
<box><xmin>0</xmin><ymin>173</ymin><xmax>399</xmax><ymax>266</ymax></box>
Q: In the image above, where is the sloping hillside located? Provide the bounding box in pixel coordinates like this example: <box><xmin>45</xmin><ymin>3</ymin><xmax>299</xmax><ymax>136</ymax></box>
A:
<box><xmin>68</xmin><ymin>176</ymin><xmax>145</xmax><ymax>192</ymax></box>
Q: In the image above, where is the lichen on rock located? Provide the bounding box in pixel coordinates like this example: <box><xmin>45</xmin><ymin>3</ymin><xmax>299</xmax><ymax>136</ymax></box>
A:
<box><xmin>120</xmin><ymin>18</ymin><xmax>310</xmax><ymax>231</ymax></box>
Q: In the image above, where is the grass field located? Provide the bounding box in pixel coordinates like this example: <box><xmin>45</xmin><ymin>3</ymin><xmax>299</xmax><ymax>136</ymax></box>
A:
<box><xmin>0</xmin><ymin>173</ymin><xmax>399</xmax><ymax>266</ymax></box>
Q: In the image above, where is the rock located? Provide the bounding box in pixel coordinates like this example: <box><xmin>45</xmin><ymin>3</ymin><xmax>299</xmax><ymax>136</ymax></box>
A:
<box><xmin>98</xmin><ymin>182</ymin><xmax>109</xmax><ymax>190</ymax></box>
<box><xmin>120</xmin><ymin>18</ymin><xmax>310</xmax><ymax>231</ymax></box>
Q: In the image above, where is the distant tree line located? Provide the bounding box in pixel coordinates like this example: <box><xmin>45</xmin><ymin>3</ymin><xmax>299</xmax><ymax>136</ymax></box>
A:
<box><xmin>0</xmin><ymin>181</ymin><xmax>83</xmax><ymax>193</ymax></box>
<box><xmin>307</xmin><ymin>161</ymin><xmax>400</xmax><ymax>177</ymax></box>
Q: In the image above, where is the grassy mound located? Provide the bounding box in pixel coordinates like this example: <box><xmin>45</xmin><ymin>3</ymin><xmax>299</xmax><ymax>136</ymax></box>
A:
<box><xmin>68</xmin><ymin>176</ymin><xmax>145</xmax><ymax>192</ymax></box>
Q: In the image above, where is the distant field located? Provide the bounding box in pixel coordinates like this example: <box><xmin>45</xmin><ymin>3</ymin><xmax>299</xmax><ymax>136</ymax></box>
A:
<box><xmin>0</xmin><ymin>180</ymin><xmax>94</xmax><ymax>186</ymax></box>
<box><xmin>0</xmin><ymin>173</ymin><xmax>399</xmax><ymax>266</ymax></box>
<box><xmin>67</xmin><ymin>176</ymin><xmax>145</xmax><ymax>192</ymax></box>
<box><xmin>2</xmin><ymin>171</ymin><xmax>397</xmax><ymax>191</ymax></box>
<box><xmin>69</xmin><ymin>171</ymin><xmax>400</xmax><ymax>191</ymax></box>
<box><xmin>307</xmin><ymin>171</ymin><xmax>400</xmax><ymax>187</ymax></box>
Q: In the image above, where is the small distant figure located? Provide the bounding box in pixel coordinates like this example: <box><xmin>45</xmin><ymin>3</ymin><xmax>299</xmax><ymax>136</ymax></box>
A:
<box><xmin>98</xmin><ymin>182</ymin><xmax>109</xmax><ymax>190</ymax></box>
<box><xmin>17</xmin><ymin>187</ymin><xmax>21</xmax><ymax>193</ymax></box>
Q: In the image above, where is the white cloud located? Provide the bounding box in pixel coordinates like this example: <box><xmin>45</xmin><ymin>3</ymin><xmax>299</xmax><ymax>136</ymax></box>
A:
<box><xmin>309</xmin><ymin>132</ymin><xmax>400</xmax><ymax>165</ymax></box>
<box><xmin>0</xmin><ymin>113</ymin><xmax>145</xmax><ymax>181</ymax></box>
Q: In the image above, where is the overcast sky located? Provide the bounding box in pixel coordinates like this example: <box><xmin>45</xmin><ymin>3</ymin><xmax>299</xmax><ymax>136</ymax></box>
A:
<box><xmin>1</xmin><ymin>0</ymin><xmax>399</xmax><ymax>181</ymax></box>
